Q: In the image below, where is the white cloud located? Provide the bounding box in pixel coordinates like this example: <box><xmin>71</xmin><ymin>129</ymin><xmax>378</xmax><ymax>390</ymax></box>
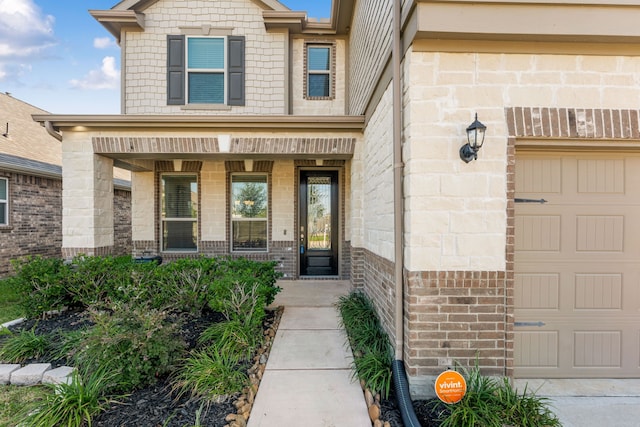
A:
<box><xmin>69</xmin><ymin>56</ymin><xmax>119</xmax><ymax>90</ymax></box>
<box><xmin>94</xmin><ymin>37</ymin><xmax>116</xmax><ymax>49</ymax></box>
<box><xmin>0</xmin><ymin>0</ymin><xmax>56</xmax><ymax>81</ymax></box>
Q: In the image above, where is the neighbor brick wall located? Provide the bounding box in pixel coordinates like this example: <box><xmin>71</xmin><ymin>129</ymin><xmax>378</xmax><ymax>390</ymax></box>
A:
<box><xmin>0</xmin><ymin>172</ymin><xmax>62</xmax><ymax>277</ymax></box>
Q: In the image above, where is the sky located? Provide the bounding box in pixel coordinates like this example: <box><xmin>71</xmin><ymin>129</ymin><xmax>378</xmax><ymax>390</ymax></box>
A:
<box><xmin>0</xmin><ymin>0</ymin><xmax>332</xmax><ymax>114</ymax></box>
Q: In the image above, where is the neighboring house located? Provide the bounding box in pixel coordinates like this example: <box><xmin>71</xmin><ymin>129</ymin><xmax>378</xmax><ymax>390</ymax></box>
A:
<box><xmin>0</xmin><ymin>92</ymin><xmax>132</xmax><ymax>277</ymax></box>
<box><xmin>32</xmin><ymin>0</ymin><xmax>640</xmax><ymax>397</ymax></box>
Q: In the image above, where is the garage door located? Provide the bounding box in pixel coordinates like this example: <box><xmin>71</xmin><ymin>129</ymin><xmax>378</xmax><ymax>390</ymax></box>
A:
<box><xmin>515</xmin><ymin>152</ymin><xmax>640</xmax><ymax>378</ymax></box>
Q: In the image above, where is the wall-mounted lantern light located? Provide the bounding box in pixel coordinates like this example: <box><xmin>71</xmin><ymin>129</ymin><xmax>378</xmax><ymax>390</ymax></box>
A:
<box><xmin>459</xmin><ymin>113</ymin><xmax>487</xmax><ymax>163</ymax></box>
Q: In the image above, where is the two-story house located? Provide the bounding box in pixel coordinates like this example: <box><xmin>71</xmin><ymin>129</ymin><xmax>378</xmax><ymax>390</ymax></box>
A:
<box><xmin>34</xmin><ymin>0</ymin><xmax>640</xmax><ymax>397</ymax></box>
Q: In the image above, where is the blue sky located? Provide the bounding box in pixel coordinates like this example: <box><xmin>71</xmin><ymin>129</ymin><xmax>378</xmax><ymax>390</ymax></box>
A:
<box><xmin>0</xmin><ymin>0</ymin><xmax>331</xmax><ymax>114</ymax></box>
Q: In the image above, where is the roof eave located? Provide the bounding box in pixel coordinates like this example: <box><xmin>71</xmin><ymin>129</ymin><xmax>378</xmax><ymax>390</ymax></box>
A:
<box><xmin>32</xmin><ymin>114</ymin><xmax>365</xmax><ymax>133</ymax></box>
<box><xmin>89</xmin><ymin>9</ymin><xmax>145</xmax><ymax>42</ymax></box>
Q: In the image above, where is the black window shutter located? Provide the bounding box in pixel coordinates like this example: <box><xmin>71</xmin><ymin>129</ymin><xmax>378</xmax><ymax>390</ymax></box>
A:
<box><xmin>167</xmin><ymin>35</ymin><xmax>185</xmax><ymax>105</ymax></box>
<box><xmin>227</xmin><ymin>36</ymin><xmax>245</xmax><ymax>106</ymax></box>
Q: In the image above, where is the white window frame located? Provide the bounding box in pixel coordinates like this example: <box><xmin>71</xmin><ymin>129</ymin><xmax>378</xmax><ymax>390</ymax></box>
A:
<box><xmin>0</xmin><ymin>177</ymin><xmax>7</xmax><ymax>226</ymax></box>
<box><xmin>161</xmin><ymin>173</ymin><xmax>198</xmax><ymax>252</ymax></box>
<box><xmin>186</xmin><ymin>36</ymin><xmax>227</xmax><ymax>105</ymax></box>
<box><xmin>230</xmin><ymin>173</ymin><xmax>269</xmax><ymax>252</ymax></box>
<box><xmin>305</xmin><ymin>43</ymin><xmax>333</xmax><ymax>100</ymax></box>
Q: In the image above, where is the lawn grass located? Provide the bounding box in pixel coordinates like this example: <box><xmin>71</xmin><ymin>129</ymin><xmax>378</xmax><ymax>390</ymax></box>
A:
<box><xmin>0</xmin><ymin>385</ymin><xmax>51</xmax><ymax>427</ymax></box>
<box><xmin>0</xmin><ymin>278</ymin><xmax>23</xmax><ymax>324</ymax></box>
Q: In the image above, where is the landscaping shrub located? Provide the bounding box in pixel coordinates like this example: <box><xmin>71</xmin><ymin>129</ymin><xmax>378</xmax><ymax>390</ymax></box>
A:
<box><xmin>172</xmin><ymin>348</ymin><xmax>249</xmax><ymax>402</ymax></box>
<box><xmin>431</xmin><ymin>363</ymin><xmax>562</xmax><ymax>427</ymax></box>
<box><xmin>65</xmin><ymin>255</ymin><xmax>137</xmax><ymax>308</ymax></box>
<box><xmin>0</xmin><ymin>328</ymin><xmax>52</xmax><ymax>363</ymax></box>
<box><xmin>73</xmin><ymin>303</ymin><xmax>186</xmax><ymax>392</ymax></box>
<box><xmin>7</xmin><ymin>256</ymin><xmax>71</xmax><ymax>318</ymax></box>
<box><xmin>199</xmin><ymin>318</ymin><xmax>263</xmax><ymax>361</ymax></box>
<box><xmin>153</xmin><ymin>257</ymin><xmax>220</xmax><ymax>313</ymax></box>
<box><xmin>20</xmin><ymin>367</ymin><xmax>121</xmax><ymax>427</ymax></box>
<box><xmin>336</xmin><ymin>291</ymin><xmax>393</xmax><ymax>398</ymax></box>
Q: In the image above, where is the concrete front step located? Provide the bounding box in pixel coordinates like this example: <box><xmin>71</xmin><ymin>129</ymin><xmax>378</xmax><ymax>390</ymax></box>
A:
<box><xmin>0</xmin><ymin>363</ymin><xmax>75</xmax><ymax>386</ymax></box>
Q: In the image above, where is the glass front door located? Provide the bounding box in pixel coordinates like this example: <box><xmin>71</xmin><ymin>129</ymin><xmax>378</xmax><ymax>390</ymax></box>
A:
<box><xmin>299</xmin><ymin>171</ymin><xmax>338</xmax><ymax>276</ymax></box>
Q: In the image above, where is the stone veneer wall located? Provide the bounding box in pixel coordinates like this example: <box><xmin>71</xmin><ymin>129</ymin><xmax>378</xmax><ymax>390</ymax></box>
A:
<box><xmin>0</xmin><ymin>172</ymin><xmax>62</xmax><ymax>277</ymax></box>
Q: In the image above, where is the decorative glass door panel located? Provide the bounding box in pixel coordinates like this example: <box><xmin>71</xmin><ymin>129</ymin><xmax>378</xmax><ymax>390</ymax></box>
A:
<box><xmin>300</xmin><ymin>171</ymin><xmax>338</xmax><ymax>276</ymax></box>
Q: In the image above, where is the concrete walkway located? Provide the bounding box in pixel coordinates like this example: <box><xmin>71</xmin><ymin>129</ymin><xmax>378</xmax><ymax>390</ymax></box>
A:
<box><xmin>247</xmin><ymin>280</ymin><xmax>371</xmax><ymax>427</ymax></box>
<box><xmin>514</xmin><ymin>378</ymin><xmax>640</xmax><ymax>427</ymax></box>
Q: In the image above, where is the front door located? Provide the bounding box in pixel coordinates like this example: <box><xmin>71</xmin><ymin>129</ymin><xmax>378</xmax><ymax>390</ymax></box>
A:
<box><xmin>299</xmin><ymin>171</ymin><xmax>339</xmax><ymax>276</ymax></box>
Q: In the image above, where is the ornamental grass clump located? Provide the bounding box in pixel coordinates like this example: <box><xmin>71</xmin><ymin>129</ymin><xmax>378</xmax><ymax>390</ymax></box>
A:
<box><xmin>20</xmin><ymin>367</ymin><xmax>122</xmax><ymax>427</ymax></box>
<box><xmin>432</xmin><ymin>363</ymin><xmax>562</xmax><ymax>427</ymax></box>
<box><xmin>0</xmin><ymin>328</ymin><xmax>52</xmax><ymax>363</ymax></box>
<box><xmin>336</xmin><ymin>291</ymin><xmax>393</xmax><ymax>399</ymax></box>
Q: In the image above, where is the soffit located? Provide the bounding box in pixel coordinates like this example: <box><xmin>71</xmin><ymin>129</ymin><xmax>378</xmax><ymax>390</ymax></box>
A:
<box><xmin>413</xmin><ymin>0</ymin><xmax>640</xmax><ymax>43</ymax></box>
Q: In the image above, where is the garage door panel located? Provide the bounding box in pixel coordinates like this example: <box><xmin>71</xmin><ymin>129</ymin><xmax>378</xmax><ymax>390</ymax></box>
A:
<box><xmin>574</xmin><ymin>274</ymin><xmax>622</xmax><ymax>310</ymax></box>
<box><xmin>577</xmin><ymin>158</ymin><xmax>625</xmax><ymax>194</ymax></box>
<box><xmin>516</xmin><ymin>152</ymin><xmax>640</xmax><ymax>378</ymax></box>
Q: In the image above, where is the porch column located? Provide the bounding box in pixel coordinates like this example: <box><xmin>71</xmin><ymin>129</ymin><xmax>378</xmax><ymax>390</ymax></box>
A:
<box><xmin>61</xmin><ymin>131</ymin><xmax>114</xmax><ymax>258</ymax></box>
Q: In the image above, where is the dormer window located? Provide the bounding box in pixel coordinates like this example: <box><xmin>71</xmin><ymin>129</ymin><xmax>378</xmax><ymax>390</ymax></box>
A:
<box><xmin>167</xmin><ymin>34</ymin><xmax>245</xmax><ymax>107</ymax></box>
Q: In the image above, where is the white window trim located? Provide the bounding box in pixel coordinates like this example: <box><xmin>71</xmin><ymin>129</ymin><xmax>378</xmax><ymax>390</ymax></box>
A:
<box><xmin>185</xmin><ymin>36</ymin><xmax>227</xmax><ymax>105</ymax></box>
<box><xmin>161</xmin><ymin>173</ymin><xmax>198</xmax><ymax>253</ymax></box>
<box><xmin>0</xmin><ymin>177</ymin><xmax>8</xmax><ymax>226</ymax></box>
<box><xmin>230</xmin><ymin>173</ymin><xmax>269</xmax><ymax>253</ymax></box>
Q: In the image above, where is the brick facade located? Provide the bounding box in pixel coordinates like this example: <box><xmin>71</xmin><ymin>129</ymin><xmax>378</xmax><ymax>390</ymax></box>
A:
<box><xmin>0</xmin><ymin>172</ymin><xmax>62</xmax><ymax>277</ymax></box>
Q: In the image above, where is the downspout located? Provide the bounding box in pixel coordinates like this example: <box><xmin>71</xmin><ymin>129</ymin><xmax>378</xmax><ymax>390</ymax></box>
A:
<box><xmin>391</xmin><ymin>1</ymin><xmax>420</xmax><ymax>426</ymax></box>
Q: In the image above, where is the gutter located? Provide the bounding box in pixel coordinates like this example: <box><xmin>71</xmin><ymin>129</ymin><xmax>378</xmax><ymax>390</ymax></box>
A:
<box><xmin>392</xmin><ymin>1</ymin><xmax>420</xmax><ymax>426</ymax></box>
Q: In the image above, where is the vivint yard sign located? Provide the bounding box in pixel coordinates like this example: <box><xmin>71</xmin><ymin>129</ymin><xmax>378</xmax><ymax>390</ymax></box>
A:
<box><xmin>435</xmin><ymin>370</ymin><xmax>467</xmax><ymax>404</ymax></box>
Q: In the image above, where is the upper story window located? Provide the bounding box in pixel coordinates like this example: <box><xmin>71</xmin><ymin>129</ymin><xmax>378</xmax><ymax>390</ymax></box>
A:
<box><xmin>167</xmin><ymin>35</ymin><xmax>245</xmax><ymax>107</ymax></box>
<box><xmin>305</xmin><ymin>42</ymin><xmax>335</xmax><ymax>100</ymax></box>
<box><xmin>231</xmin><ymin>174</ymin><xmax>268</xmax><ymax>252</ymax></box>
<box><xmin>161</xmin><ymin>174</ymin><xmax>198</xmax><ymax>252</ymax></box>
<box><xmin>187</xmin><ymin>37</ymin><xmax>225</xmax><ymax>104</ymax></box>
<box><xmin>0</xmin><ymin>178</ymin><xmax>7</xmax><ymax>226</ymax></box>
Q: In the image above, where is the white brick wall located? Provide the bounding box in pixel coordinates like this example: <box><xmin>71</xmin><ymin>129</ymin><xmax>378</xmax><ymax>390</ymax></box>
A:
<box><xmin>352</xmin><ymin>83</ymin><xmax>395</xmax><ymax>261</ymax></box>
<box><xmin>123</xmin><ymin>0</ymin><xmax>287</xmax><ymax>115</ymax></box>
<box><xmin>200</xmin><ymin>161</ymin><xmax>226</xmax><ymax>241</ymax></box>
<box><xmin>404</xmin><ymin>48</ymin><xmax>640</xmax><ymax>272</ymax></box>
<box><xmin>131</xmin><ymin>171</ymin><xmax>154</xmax><ymax>241</ymax></box>
<box><xmin>62</xmin><ymin>133</ymin><xmax>114</xmax><ymax>249</ymax></box>
<box><xmin>271</xmin><ymin>160</ymin><xmax>295</xmax><ymax>241</ymax></box>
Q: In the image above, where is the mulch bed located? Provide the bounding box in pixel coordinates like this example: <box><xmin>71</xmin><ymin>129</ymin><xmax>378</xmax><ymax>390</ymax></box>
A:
<box><xmin>5</xmin><ymin>309</ymin><xmax>444</xmax><ymax>427</ymax></box>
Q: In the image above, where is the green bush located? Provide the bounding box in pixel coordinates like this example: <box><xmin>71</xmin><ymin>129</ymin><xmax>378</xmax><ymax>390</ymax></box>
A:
<box><xmin>207</xmin><ymin>258</ymin><xmax>281</xmax><ymax>326</ymax></box>
<box><xmin>73</xmin><ymin>303</ymin><xmax>186</xmax><ymax>392</ymax></box>
<box><xmin>153</xmin><ymin>257</ymin><xmax>220</xmax><ymax>313</ymax></box>
<box><xmin>8</xmin><ymin>256</ymin><xmax>71</xmax><ymax>318</ymax></box>
<box><xmin>65</xmin><ymin>255</ymin><xmax>132</xmax><ymax>307</ymax></box>
<box><xmin>432</xmin><ymin>363</ymin><xmax>562</xmax><ymax>427</ymax></box>
<box><xmin>336</xmin><ymin>291</ymin><xmax>393</xmax><ymax>398</ymax></box>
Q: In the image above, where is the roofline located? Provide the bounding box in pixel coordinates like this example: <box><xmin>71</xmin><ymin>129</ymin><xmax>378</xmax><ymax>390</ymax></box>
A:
<box><xmin>0</xmin><ymin>154</ymin><xmax>130</xmax><ymax>190</ymax></box>
<box><xmin>32</xmin><ymin>114</ymin><xmax>365</xmax><ymax>133</ymax></box>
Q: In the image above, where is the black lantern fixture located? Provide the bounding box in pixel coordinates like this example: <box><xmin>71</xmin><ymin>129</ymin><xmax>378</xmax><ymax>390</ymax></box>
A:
<box><xmin>459</xmin><ymin>113</ymin><xmax>487</xmax><ymax>163</ymax></box>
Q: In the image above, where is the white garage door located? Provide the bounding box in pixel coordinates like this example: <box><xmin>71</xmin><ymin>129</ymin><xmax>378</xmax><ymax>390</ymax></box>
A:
<box><xmin>515</xmin><ymin>152</ymin><xmax>640</xmax><ymax>378</ymax></box>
